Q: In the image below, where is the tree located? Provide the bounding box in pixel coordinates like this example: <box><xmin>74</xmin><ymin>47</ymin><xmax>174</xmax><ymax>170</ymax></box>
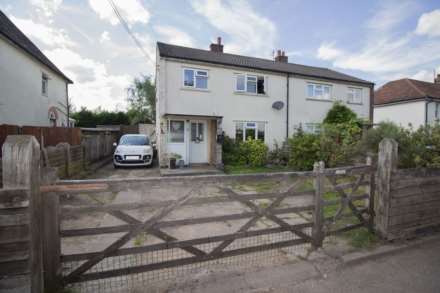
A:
<box><xmin>127</xmin><ymin>75</ymin><xmax>156</xmax><ymax>124</ymax></box>
<box><xmin>323</xmin><ymin>102</ymin><xmax>358</xmax><ymax>124</ymax></box>
<box><xmin>71</xmin><ymin>107</ymin><xmax>130</xmax><ymax>127</ymax></box>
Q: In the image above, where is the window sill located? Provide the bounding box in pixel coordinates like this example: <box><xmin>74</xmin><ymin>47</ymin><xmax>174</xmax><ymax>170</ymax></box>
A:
<box><xmin>181</xmin><ymin>87</ymin><xmax>210</xmax><ymax>93</ymax></box>
<box><xmin>306</xmin><ymin>97</ymin><xmax>333</xmax><ymax>103</ymax></box>
<box><xmin>347</xmin><ymin>101</ymin><xmax>363</xmax><ymax>105</ymax></box>
<box><xmin>234</xmin><ymin>91</ymin><xmax>268</xmax><ymax>97</ymax></box>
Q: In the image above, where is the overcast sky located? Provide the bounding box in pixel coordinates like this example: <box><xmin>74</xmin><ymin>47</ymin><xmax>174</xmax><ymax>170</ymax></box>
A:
<box><xmin>1</xmin><ymin>0</ymin><xmax>440</xmax><ymax>111</ymax></box>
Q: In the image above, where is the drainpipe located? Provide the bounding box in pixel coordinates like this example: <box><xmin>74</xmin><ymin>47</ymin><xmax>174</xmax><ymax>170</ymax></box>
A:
<box><xmin>286</xmin><ymin>73</ymin><xmax>290</xmax><ymax>140</ymax></box>
<box><xmin>425</xmin><ymin>98</ymin><xmax>431</xmax><ymax>126</ymax></box>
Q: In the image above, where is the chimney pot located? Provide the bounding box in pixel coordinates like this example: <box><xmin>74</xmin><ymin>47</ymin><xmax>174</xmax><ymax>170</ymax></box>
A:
<box><xmin>210</xmin><ymin>36</ymin><xmax>224</xmax><ymax>53</ymax></box>
<box><xmin>274</xmin><ymin>49</ymin><xmax>288</xmax><ymax>63</ymax></box>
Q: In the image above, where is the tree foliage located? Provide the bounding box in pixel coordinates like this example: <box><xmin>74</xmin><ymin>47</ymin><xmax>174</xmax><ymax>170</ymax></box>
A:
<box><xmin>71</xmin><ymin>107</ymin><xmax>130</xmax><ymax>127</ymax></box>
<box><xmin>127</xmin><ymin>75</ymin><xmax>156</xmax><ymax>124</ymax></box>
<box><xmin>323</xmin><ymin>102</ymin><xmax>358</xmax><ymax>124</ymax></box>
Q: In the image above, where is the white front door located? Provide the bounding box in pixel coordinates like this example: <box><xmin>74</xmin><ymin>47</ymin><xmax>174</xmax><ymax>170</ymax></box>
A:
<box><xmin>189</xmin><ymin>121</ymin><xmax>208</xmax><ymax>163</ymax></box>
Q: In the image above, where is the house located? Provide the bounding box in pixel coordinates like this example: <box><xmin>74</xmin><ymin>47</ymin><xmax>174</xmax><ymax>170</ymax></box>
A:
<box><xmin>0</xmin><ymin>10</ymin><xmax>73</xmax><ymax>127</ymax></box>
<box><xmin>374</xmin><ymin>76</ymin><xmax>440</xmax><ymax>128</ymax></box>
<box><xmin>155</xmin><ymin>38</ymin><xmax>374</xmax><ymax>167</ymax></box>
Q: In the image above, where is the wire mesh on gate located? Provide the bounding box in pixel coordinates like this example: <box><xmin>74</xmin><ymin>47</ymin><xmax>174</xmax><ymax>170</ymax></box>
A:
<box><xmin>63</xmin><ymin>228</ymin><xmax>312</xmax><ymax>293</ymax></box>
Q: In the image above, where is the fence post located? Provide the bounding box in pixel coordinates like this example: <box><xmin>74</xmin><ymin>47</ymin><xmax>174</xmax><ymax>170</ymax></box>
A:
<box><xmin>2</xmin><ymin>135</ymin><xmax>43</xmax><ymax>292</ymax></box>
<box><xmin>312</xmin><ymin>161</ymin><xmax>325</xmax><ymax>248</ymax></box>
<box><xmin>376</xmin><ymin>138</ymin><xmax>398</xmax><ymax>238</ymax></box>
<box><xmin>366</xmin><ymin>156</ymin><xmax>376</xmax><ymax>232</ymax></box>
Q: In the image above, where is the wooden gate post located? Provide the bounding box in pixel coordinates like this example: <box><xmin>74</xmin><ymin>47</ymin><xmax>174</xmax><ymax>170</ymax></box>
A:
<box><xmin>2</xmin><ymin>135</ymin><xmax>43</xmax><ymax>293</ymax></box>
<box><xmin>312</xmin><ymin>161</ymin><xmax>325</xmax><ymax>248</ymax></box>
<box><xmin>376</xmin><ymin>138</ymin><xmax>398</xmax><ymax>238</ymax></box>
<box><xmin>366</xmin><ymin>156</ymin><xmax>376</xmax><ymax>232</ymax></box>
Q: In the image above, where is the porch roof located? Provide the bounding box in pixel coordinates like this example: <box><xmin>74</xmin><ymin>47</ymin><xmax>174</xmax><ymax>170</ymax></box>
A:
<box><xmin>163</xmin><ymin>113</ymin><xmax>223</xmax><ymax>119</ymax></box>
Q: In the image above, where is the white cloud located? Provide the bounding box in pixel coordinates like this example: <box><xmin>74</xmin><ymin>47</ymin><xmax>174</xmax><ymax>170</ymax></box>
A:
<box><xmin>30</xmin><ymin>0</ymin><xmax>63</xmax><ymax>19</ymax></box>
<box><xmin>416</xmin><ymin>9</ymin><xmax>440</xmax><ymax>37</ymax></box>
<box><xmin>88</xmin><ymin>0</ymin><xmax>150</xmax><ymax>26</ymax></box>
<box><xmin>410</xmin><ymin>66</ymin><xmax>440</xmax><ymax>82</ymax></box>
<box><xmin>100</xmin><ymin>31</ymin><xmax>110</xmax><ymax>43</ymax></box>
<box><xmin>366</xmin><ymin>0</ymin><xmax>417</xmax><ymax>32</ymax></box>
<box><xmin>190</xmin><ymin>0</ymin><xmax>277</xmax><ymax>57</ymax></box>
<box><xmin>154</xmin><ymin>25</ymin><xmax>194</xmax><ymax>47</ymax></box>
<box><xmin>44</xmin><ymin>48</ymin><xmax>132</xmax><ymax>110</ymax></box>
<box><xmin>10</xmin><ymin>16</ymin><xmax>75</xmax><ymax>48</ymax></box>
<box><xmin>316</xmin><ymin>6</ymin><xmax>440</xmax><ymax>78</ymax></box>
<box><xmin>317</xmin><ymin>42</ymin><xmax>344</xmax><ymax>61</ymax></box>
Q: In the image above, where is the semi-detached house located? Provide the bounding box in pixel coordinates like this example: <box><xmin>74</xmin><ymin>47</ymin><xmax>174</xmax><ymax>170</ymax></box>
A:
<box><xmin>155</xmin><ymin>38</ymin><xmax>374</xmax><ymax>167</ymax></box>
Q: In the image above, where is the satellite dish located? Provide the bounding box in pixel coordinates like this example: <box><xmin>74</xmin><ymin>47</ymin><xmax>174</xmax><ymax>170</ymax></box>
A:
<box><xmin>272</xmin><ymin>101</ymin><xmax>284</xmax><ymax>110</ymax></box>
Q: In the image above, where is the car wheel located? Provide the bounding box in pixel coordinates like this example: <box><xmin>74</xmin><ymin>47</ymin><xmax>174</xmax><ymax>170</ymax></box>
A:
<box><xmin>113</xmin><ymin>164</ymin><xmax>119</xmax><ymax>169</ymax></box>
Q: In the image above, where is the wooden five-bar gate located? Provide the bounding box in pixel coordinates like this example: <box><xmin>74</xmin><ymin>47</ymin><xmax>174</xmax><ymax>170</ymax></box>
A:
<box><xmin>37</xmin><ymin>159</ymin><xmax>375</xmax><ymax>292</ymax></box>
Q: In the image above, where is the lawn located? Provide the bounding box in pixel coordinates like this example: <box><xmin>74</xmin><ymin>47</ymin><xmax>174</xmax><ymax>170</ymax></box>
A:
<box><xmin>224</xmin><ymin>164</ymin><xmax>292</xmax><ymax>174</ymax></box>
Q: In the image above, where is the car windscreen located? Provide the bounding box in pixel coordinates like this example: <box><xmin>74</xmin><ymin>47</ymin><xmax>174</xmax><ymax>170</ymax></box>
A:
<box><xmin>119</xmin><ymin>136</ymin><xmax>150</xmax><ymax>146</ymax></box>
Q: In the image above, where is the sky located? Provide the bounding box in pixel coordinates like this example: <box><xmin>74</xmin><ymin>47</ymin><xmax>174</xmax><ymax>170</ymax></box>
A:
<box><xmin>1</xmin><ymin>0</ymin><xmax>440</xmax><ymax>111</ymax></box>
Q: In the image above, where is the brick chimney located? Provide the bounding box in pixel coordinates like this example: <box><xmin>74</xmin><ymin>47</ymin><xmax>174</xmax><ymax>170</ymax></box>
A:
<box><xmin>210</xmin><ymin>37</ymin><xmax>223</xmax><ymax>53</ymax></box>
<box><xmin>435</xmin><ymin>74</ymin><xmax>440</xmax><ymax>84</ymax></box>
<box><xmin>274</xmin><ymin>50</ymin><xmax>288</xmax><ymax>63</ymax></box>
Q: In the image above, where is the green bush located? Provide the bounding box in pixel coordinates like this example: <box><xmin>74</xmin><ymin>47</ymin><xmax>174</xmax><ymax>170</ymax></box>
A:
<box><xmin>222</xmin><ymin>136</ymin><xmax>241</xmax><ymax>165</ymax></box>
<box><xmin>323</xmin><ymin>102</ymin><xmax>358</xmax><ymax>124</ymax></box>
<box><xmin>239</xmin><ymin>139</ymin><xmax>268</xmax><ymax>167</ymax></box>
<box><xmin>222</xmin><ymin>136</ymin><xmax>268</xmax><ymax>167</ymax></box>
<box><xmin>287</xmin><ymin>130</ymin><xmax>320</xmax><ymax>170</ymax></box>
<box><xmin>268</xmin><ymin>141</ymin><xmax>289</xmax><ymax>165</ymax></box>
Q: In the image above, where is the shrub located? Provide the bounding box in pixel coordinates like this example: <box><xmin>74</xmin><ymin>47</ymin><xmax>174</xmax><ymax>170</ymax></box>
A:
<box><xmin>287</xmin><ymin>130</ymin><xmax>320</xmax><ymax>170</ymax></box>
<box><xmin>222</xmin><ymin>136</ymin><xmax>241</xmax><ymax>165</ymax></box>
<box><xmin>323</xmin><ymin>102</ymin><xmax>358</xmax><ymax>124</ymax></box>
<box><xmin>239</xmin><ymin>139</ymin><xmax>268</xmax><ymax>167</ymax></box>
<box><xmin>268</xmin><ymin>141</ymin><xmax>290</xmax><ymax>165</ymax></box>
<box><xmin>222</xmin><ymin>136</ymin><xmax>268</xmax><ymax>167</ymax></box>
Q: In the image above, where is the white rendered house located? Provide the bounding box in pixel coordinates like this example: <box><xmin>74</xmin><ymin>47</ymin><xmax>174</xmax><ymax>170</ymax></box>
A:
<box><xmin>374</xmin><ymin>77</ymin><xmax>440</xmax><ymax>129</ymax></box>
<box><xmin>156</xmin><ymin>38</ymin><xmax>373</xmax><ymax>167</ymax></box>
<box><xmin>0</xmin><ymin>11</ymin><xmax>73</xmax><ymax>127</ymax></box>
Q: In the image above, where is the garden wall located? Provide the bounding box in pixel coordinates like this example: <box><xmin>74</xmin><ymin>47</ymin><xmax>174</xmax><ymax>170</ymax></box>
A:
<box><xmin>376</xmin><ymin>138</ymin><xmax>440</xmax><ymax>239</ymax></box>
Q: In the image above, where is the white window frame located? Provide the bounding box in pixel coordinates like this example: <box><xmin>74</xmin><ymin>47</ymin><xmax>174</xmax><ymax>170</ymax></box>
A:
<box><xmin>183</xmin><ymin>68</ymin><xmax>208</xmax><ymax>90</ymax></box>
<box><xmin>235</xmin><ymin>121</ymin><xmax>266</xmax><ymax>142</ymax></box>
<box><xmin>167</xmin><ymin>119</ymin><xmax>185</xmax><ymax>144</ymax></box>
<box><xmin>42</xmin><ymin>73</ymin><xmax>49</xmax><ymax>96</ymax></box>
<box><xmin>303</xmin><ymin>123</ymin><xmax>321</xmax><ymax>134</ymax></box>
<box><xmin>307</xmin><ymin>82</ymin><xmax>332</xmax><ymax>100</ymax></box>
<box><xmin>347</xmin><ymin>87</ymin><xmax>363</xmax><ymax>104</ymax></box>
<box><xmin>235</xmin><ymin>74</ymin><xmax>267</xmax><ymax>95</ymax></box>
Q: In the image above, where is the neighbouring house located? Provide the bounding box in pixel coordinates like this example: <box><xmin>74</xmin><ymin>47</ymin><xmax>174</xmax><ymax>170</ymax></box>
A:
<box><xmin>374</xmin><ymin>76</ymin><xmax>440</xmax><ymax>129</ymax></box>
<box><xmin>0</xmin><ymin>10</ymin><xmax>73</xmax><ymax>127</ymax></box>
<box><xmin>155</xmin><ymin>38</ymin><xmax>374</xmax><ymax>167</ymax></box>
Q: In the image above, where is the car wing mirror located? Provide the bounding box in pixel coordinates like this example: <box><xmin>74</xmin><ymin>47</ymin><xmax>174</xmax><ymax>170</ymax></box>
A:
<box><xmin>113</xmin><ymin>142</ymin><xmax>117</xmax><ymax>147</ymax></box>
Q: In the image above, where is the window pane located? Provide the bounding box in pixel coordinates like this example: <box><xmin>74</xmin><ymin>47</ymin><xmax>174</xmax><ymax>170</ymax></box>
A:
<box><xmin>236</xmin><ymin>75</ymin><xmax>245</xmax><ymax>91</ymax></box>
<box><xmin>257</xmin><ymin>76</ymin><xmax>265</xmax><ymax>94</ymax></box>
<box><xmin>184</xmin><ymin>69</ymin><xmax>194</xmax><ymax>87</ymax></box>
<box><xmin>169</xmin><ymin>120</ymin><xmax>184</xmax><ymax>143</ymax></box>
<box><xmin>257</xmin><ymin>122</ymin><xmax>265</xmax><ymax>142</ymax></box>
<box><xmin>195</xmin><ymin>76</ymin><xmax>207</xmax><ymax>89</ymax></box>
<box><xmin>247</xmin><ymin>76</ymin><xmax>257</xmax><ymax>81</ymax></box>
<box><xmin>247</xmin><ymin>81</ymin><xmax>257</xmax><ymax>93</ymax></box>
<box><xmin>323</xmin><ymin>86</ymin><xmax>330</xmax><ymax>99</ymax></box>
<box><xmin>198</xmin><ymin>123</ymin><xmax>204</xmax><ymax>141</ymax></box>
<box><xmin>235</xmin><ymin>122</ymin><xmax>244</xmax><ymax>141</ymax></box>
<box><xmin>307</xmin><ymin>84</ymin><xmax>314</xmax><ymax>97</ymax></box>
<box><xmin>245</xmin><ymin>128</ymin><xmax>256</xmax><ymax>140</ymax></box>
<box><xmin>191</xmin><ymin>123</ymin><xmax>197</xmax><ymax>141</ymax></box>
<box><xmin>196</xmin><ymin>70</ymin><xmax>207</xmax><ymax>76</ymax></box>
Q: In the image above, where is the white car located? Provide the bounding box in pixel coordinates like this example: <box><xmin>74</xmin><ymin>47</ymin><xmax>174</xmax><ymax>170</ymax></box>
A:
<box><xmin>113</xmin><ymin>134</ymin><xmax>153</xmax><ymax>168</ymax></box>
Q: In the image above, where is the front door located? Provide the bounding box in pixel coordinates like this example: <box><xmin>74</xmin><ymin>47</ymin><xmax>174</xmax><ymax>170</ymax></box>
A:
<box><xmin>189</xmin><ymin>121</ymin><xmax>208</xmax><ymax>163</ymax></box>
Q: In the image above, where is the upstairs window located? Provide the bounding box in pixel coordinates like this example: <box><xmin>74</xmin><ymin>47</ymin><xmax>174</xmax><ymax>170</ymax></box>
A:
<box><xmin>235</xmin><ymin>121</ymin><xmax>265</xmax><ymax>142</ymax></box>
<box><xmin>347</xmin><ymin>87</ymin><xmax>362</xmax><ymax>104</ymax></box>
<box><xmin>236</xmin><ymin>74</ymin><xmax>266</xmax><ymax>94</ymax></box>
<box><xmin>183</xmin><ymin>68</ymin><xmax>208</xmax><ymax>89</ymax></box>
<box><xmin>42</xmin><ymin>73</ymin><xmax>49</xmax><ymax>96</ymax></box>
<box><xmin>307</xmin><ymin>83</ymin><xmax>331</xmax><ymax>100</ymax></box>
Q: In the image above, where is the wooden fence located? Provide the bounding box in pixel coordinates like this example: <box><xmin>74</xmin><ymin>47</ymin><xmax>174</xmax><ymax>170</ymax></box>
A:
<box><xmin>0</xmin><ymin>124</ymin><xmax>82</xmax><ymax>155</ymax></box>
<box><xmin>376</xmin><ymin>138</ymin><xmax>440</xmax><ymax>239</ymax></box>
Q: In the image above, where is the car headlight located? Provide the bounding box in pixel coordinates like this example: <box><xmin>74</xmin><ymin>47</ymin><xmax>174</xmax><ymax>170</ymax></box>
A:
<box><xmin>115</xmin><ymin>148</ymin><xmax>121</xmax><ymax>154</ymax></box>
<box><xmin>143</xmin><ymin>148</ymin><xmax>153</xmax><ymax>154</ymax></box>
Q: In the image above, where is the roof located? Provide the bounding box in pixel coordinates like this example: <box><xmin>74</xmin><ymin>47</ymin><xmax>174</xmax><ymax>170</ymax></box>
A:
<box><xmin>0</xmin><ymin>10</ymin><xmax>73</xmax><ymax>83</ymax></box>
<box><xmin>374</xmin><ymin>78</ymin><xmax>440</xmax><ymax>106</ymax></box>
<box><xmin>157</xmin><ymin>42</ymin><xmax>373</xmax><ymax>86</ymax></box>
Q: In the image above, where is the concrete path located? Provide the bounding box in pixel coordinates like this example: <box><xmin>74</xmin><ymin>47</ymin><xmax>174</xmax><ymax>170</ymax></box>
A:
<box><xmin>168</xmin><ymin>236</ymin><xmax>440</xmax><ymax>293</ymax></box>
